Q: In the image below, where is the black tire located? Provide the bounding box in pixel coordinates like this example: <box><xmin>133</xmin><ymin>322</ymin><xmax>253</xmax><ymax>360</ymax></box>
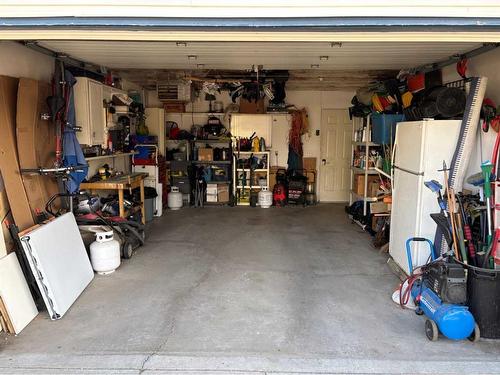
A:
<box><xmin>425</xmin><ymin>319</ymin><xmax>439</xmax><ymax>342</ymax></box>
<box><xmin>468</xmin><ymin>323</ymin><xmax>480</xmax><ymax>342</ymax></box>
<box><xmin>121</xmin><ymin>223</ymin><xmax>144</xmax><ymax>245</ymax></box>
<box><xmin>122</xmin><ymin>242</ymin><xmax>134</xmax><ymax>259</ymax></box>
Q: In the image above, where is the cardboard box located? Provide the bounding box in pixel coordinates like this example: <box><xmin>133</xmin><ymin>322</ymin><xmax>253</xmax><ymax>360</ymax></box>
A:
<box><xmin>305</xmin><ymin>170</ymin><xmax>316</xmax><ymax>184</ymax></box>
<box><xmin>217</xmin><ymin>184</ymin><xmax>229</xmax><ymax>203</ymax></box>
<box><xmin>206</xmin><ymin>183</ymin><xmax>218</xmax><ymax>195</ymax></box>
<box><xmin>368</xmin><ymin>181</ymin><xmax>380</xmax><ymax>197</ymax></box>
<box><xmin>370</xmin><ymin>202</ymin><xmax>388</xmax><ymax>214</ymax></box>
<box><xmin>303</xmin><ymin>157</ymin><xmax>317</xmax><ymax>171</ymax></box>
<box><xmin>239</xmin><ymin>98</ymin><xmax>265</xmax><ymax>114</ymax></box>
<box><xmin>163</xmin><ymin>101</ymin><xmax>186</xmax><ymax>113</ymax></box>
<box><xmin>198</xmin><ymin>148</ymin><xmax>213</xmax><ymax>161</ymax></box>
<box><xmin>353</xmin><ymin>175</ymin><xmax>379</xmax><ymax>196</ymax></box>
<box><xmin>206</xmin><ymin>194</ymin><xmax>218</xmax><ymax>203</ymax></box>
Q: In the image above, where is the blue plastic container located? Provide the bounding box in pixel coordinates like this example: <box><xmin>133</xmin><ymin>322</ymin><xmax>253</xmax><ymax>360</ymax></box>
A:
<box><xmin>371</xmin><ymin>113</ymin><xmax>405</xmax><ymax>145</ymax></box>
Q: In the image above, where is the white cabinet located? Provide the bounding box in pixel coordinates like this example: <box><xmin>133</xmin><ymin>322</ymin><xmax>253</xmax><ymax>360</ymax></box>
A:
<box><xmin>231</xmin><ymin>114</ymin><xmax>273</xmax><ymax>147</ymax></box>
<box><xmin>270</xmin><ymin>114</ymin><xmax>290</xmax><ymax>166</ymax></box>
<box><xmin>74</xmin><ymin>77</ymin><xmax>105</xmax><ymax>146</ymax></box>
<box><xmin>145</xmin><ymin>108</ymin><xmax>166</xmax><ymax>156</ymax></box>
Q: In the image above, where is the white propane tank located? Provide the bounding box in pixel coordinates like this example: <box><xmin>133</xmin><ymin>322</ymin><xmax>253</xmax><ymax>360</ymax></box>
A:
<box><xmin>258</xmin><ymin>187</ymin><xmax>273</xmax><ymax>208</ymax></box>
<box><xmin>168</xmin><ymin>186</ymin><xmax>183</xmax><ymax>210</ymax></box>
<box><xmin>90</xmin><ymin>230</ymin><xmax>121</xmax><ymax>275</ymax></box>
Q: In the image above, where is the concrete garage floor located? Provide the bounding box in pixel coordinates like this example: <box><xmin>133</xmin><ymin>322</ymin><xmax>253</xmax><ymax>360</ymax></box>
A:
<box><xmin>1</xmin><ymin>204</ymin><xmax>500</xmax><ymax>374</ymax></box>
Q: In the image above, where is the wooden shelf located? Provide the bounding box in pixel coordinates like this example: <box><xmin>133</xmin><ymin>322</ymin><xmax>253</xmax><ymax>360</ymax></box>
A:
<box><xmin>351</xmin><ymin>167</ymin><xmax>379</xmax><ymax>175</ymax></box>
<box><xmin>170</xmin><ymin>112</ymin><xmax>225</xmax><ymax>115</ymax></box>
<box><xmin>236</xmin><ymin>168</ymin><xmax>268</xmax><ymax>172</ymax></box>
<box><xmin>206</xmin><ymin>180</ymin><xmax>231</xmax><ymax>184</ymax></box>
<box><xmin>350</xmin><ymin>190</ymin><xmax>378</xmax><ymax>202</ymax></box>
<box><xmin>236</xmin><ymin>151</ymin><xmax>269</xmax><ymax>154</ymax></box>
<box><xmin>85</xmin><ymin>152</ymin><xmax>136</xmax><ymax>161</ymax></box>
<box><xmin>192</xmin><ymin>160</ymin><xmax>231</xmax><ymax>165</ymax></box>
<box><xmin>193</xmin><ymin>139</ymin><xmax>231</xmax><ymax>143</ymax></box>
<box><xmin>352</xmin><ymin>141</ymin><xmax>380</xmax><ymax>147</ymax></box>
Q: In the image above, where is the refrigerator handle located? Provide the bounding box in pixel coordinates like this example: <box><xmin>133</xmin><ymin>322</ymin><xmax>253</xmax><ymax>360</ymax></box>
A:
<box><xmin>391</xmin><ymin>140</ymin><xmax>397</xmax><ymax>190</ymax></box>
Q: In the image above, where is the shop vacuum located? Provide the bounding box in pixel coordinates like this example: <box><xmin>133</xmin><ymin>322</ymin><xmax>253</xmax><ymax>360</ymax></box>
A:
<box><xmin>400</xmin><ymin>238</ymin><xmax>480</xmax><ymax>342</ymax></box>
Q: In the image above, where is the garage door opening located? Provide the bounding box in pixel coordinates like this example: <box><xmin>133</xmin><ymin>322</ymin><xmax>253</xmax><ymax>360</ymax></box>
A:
<box><xmin>1</xmin><ymin>35</ymin><xmax>500</xmax><ymax>374</ymax></box>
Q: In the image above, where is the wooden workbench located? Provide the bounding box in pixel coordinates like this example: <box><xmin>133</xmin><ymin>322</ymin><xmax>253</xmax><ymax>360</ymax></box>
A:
<box><xmin>80</xmin><ymin>173</ymin><xmax>148</xmax><ymax>224</ymax></box>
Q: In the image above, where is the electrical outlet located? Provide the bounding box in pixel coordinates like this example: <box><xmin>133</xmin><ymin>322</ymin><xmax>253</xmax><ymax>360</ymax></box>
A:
<box><xmin>315</xmin><ymin>130</ymin><xmax>320</xmax><ymax>136</ymax></box>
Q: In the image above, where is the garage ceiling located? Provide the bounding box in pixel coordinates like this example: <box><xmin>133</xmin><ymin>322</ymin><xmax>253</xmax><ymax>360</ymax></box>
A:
<box><xmin>33</xmin><ymin>40</ymin><xmax>485</xmax><ymax>90</ymax></box>
<box><xmin>37</xmin><ymin>40</ymin><xmax>481</xmax><ymax>71</ymax></box>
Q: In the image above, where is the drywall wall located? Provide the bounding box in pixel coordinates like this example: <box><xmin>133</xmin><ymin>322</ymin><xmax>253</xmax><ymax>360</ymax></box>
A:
<box><xmin>442</xmin><ymin>47</ymin><xmax>500</xmax><ymax>103</ymax></box>
<box><xmin>442</xmin><ymin>47</ymin><xmax>500</xmax><ymax>191</ymax></box>
<box><xmin>0</xmin><ymin>41</ymin><xmax>54</xmax><ymax>82</ymax></box>
<box><xmin>288</xmin><ymin>91</ymin><xmax>355</xmax><ymax>168</ymax></box>
<box><xmin>0</xmin><ymin>42</ymin><xmax>53</xmax><ymax>255</ymax></box>
<box><xmin>150</xmin><ymin>88</ymin><xmax>354</xmax><ymax>200</ymax></box>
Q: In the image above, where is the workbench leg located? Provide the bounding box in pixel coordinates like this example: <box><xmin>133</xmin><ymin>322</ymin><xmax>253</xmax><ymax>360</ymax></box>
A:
<box><xmin>118</xmin><ymin>189</ymin><xmax>125</xmax><ymax>218</ymax></box>
<box><xmin>140</xmin><ymin>180</ymin><xmax>146</xmax><ymax>224</ymax></box>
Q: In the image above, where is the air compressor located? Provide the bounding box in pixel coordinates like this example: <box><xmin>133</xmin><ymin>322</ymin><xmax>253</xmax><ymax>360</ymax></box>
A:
<box><xmin>401</xmin><ymin>237</ymin><xmax>480</xmax><ymax>342</ymax></box>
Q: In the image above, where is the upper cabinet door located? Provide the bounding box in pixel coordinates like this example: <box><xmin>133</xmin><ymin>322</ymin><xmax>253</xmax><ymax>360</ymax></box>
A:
<box><xmin>74</xmin><ymin>78</ymin><xmax>91</xmax><ymax>145</ymax></box>
<box><xmin>231</xmin><ymin>114</ymin><xmax>272</xmax><ymax>147</ymax></box>
<box><xmin>74</xmin><ymin>77</ymin><xmax>105</xmax><ymax>146</ymax></box>
<box><xmin>87</xmin><ymin>80</ymin><xmax>105</xmax><ymax>145</ymax></box>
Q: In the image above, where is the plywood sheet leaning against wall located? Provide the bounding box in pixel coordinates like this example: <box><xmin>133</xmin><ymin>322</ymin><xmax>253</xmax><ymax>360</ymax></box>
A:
<box><xmin>16</xmin><ymin>78</ymin><xmax>59</xmax><ymax>217</ymax></box>
<box><xmin>0</xmin><ymin>172</ymin><xmax>15</xmax><ymax>257</ymax></box>
<box><xmin>0</xmin><ymin>252</ymin><xmax>38</xmax><ymax>334</ymax></box>
<box><xmin>0</xmin><ymin>76</ymin><xmax>34</xmax><ymax>232</ymax></box>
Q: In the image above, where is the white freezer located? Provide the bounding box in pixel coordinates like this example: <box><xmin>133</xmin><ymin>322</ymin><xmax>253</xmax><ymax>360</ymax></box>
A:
<box><xmin>389</xmin><ymin>120</ymin><xmax>461</xmax><ymax>274</ymax></box>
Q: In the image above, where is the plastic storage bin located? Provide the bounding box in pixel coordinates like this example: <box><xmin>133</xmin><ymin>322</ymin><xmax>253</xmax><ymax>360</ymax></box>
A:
<box><xmin>467</xmin><ymin>266</ymin><xmax>500</xmax><ymax>339</ymax></box>
<box><xmin>144</xmin><ymin>198</ymin><xmax>154</xmax><ymax>222</ymax></box>
<box><xmin>371</xmin><ymin>113</ymin><xmax>405</xmax><ymax>145</ymax></box>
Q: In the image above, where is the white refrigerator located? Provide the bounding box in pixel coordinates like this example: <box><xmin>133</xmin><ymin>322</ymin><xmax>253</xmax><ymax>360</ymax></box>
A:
<box><xmin>389</xmin><ymin>119</ymin><xmax>462</xmax><ymax>274</ymax></box>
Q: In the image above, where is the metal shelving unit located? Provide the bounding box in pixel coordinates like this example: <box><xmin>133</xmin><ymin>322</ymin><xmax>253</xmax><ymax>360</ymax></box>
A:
<box><xmin>351</xmin><ymin>167</ymin><xmax>379</xmax><ymax>175</ymax></box>
<box><xmin>192</xmin><ymin>139</ymin><xmax>233</xmax><ymax>204</ymax></box>
<box><xmin>232</xmin><ymin>151</ymin><xmax>270</xmax><ymax>206</ymax></box>
<box><xmin>349</xmin><ymin>116</ymin><xmax>380</xmax><ymax>216</ymax></box>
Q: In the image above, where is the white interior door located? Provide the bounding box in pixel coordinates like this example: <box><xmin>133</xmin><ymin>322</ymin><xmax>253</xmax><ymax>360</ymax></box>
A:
<box><xmin>319</xmin><ymin>109</ymin><xmax>351</xmax><ymax>202</ymax></box>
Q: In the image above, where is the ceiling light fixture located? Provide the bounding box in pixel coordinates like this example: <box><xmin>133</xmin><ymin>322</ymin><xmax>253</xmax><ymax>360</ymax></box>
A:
<box><xmin>176</xmin><ymin>42</ymin><xmax>187</xmax><ymax>47</ymax></box>
<box><xmin>311</xmin><ymin>64</ymin><xmax>320</xmax><ymax>69</ymax></box>
<box><xmin>319</xmin><ymin>56</ymin><xmax>329</xmax><ymax>61</ymax></box>
<box><xmin>188</xmin><ymin>55</ymin><xmax>197</xmax><ymax>60</ymax></box>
